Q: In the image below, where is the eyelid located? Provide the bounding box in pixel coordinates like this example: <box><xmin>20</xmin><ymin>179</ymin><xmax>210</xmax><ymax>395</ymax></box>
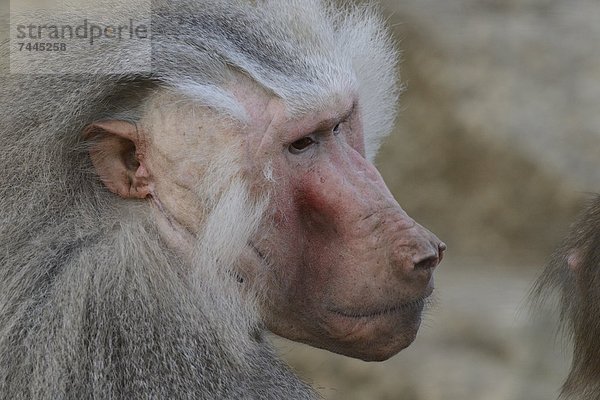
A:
<box><xmin>289</xmin><ymin>135</ymin><xmax>317</xmax><ymax>154</ymax></box>
<box><xmin>310</xmin><ymin>107</ymin><xmax>354</xmax><ymax>136</ymax></box>
<box><xmin>333</xmin><ymin>122</ymin><xmax>342</xmax><ymax>135</ymax></box>
<box><xmin>285</xmin><ymin>105</ymin><xmax>354</xmax><ymax>151</ymax></box>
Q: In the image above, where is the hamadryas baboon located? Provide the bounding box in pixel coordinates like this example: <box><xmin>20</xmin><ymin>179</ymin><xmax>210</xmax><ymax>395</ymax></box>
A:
<box><xmin>0</xmin><ymin>1</ymin><xmax>445</xmax><ymax>398</ymax></box>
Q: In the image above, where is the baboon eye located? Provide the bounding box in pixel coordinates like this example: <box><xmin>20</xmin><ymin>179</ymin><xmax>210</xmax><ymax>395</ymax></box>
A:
<box><xmin>289</xmin><ymin>137</ymin><xmax>316</xmax><ymax>154</ymax></box>
<box><xmin>333</xmin><ymin>123</ymin><xmax>341</xmax><ymax>135</ymax></box>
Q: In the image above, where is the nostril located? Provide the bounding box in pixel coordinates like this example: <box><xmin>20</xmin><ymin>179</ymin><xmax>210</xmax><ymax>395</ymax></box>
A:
<box><xmin>439</xmin><ymin>242</ymin><xmax>447</xmax><ymax>253</ymax></box>
<box><xmin>438</xmin><ymin>242</ymin><xmax>447</xmax><ymax>262</ymax></box>
<box><xmin>413</xmin><ymin>253</ymin><xmax>439</xmax><ymax>271</ymax></box>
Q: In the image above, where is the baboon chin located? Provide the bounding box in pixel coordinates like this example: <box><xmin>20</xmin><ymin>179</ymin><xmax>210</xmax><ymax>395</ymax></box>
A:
<box><xmin>0</xmin><ymin>0</ymin><xmax>444</xmax><ymax>398</ymax></box>
<box><xmin>534</xmin><ymin>195</ymin><xmax>600</xmax><ymax>399</ymax></box>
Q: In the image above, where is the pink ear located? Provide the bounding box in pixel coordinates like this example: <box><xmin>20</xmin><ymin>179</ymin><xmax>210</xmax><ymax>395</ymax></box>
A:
<box><xmin>84</xmin><ymin>120</ymin><xmax>152</xmax><ymax>199</ymax></box>
<box><xmin>567</xmin><ymin>249</ymin><xmax>582</xmax><ymax>272</ymax></box>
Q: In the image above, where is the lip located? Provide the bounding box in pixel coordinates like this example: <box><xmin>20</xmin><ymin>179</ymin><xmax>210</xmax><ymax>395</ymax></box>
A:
<box><xmin>327</xmin><ymin>288</ymin><xmax>434</xmax><ymax>319</ymax></box>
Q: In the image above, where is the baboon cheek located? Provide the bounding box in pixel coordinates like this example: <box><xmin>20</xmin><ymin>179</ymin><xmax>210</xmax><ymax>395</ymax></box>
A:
<box><xmin>263</xmin><ymin>158</ymin><xmax>443</xmax><ymax>360</ymax></box>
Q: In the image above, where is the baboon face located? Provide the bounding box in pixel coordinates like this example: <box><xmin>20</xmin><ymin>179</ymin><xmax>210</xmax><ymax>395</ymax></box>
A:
<box><xmin>86</xmin><ymin>76</ymin><xmax>445</xmax><ymax>362</ymax></box>
<box><xmin>241</xmin><ymin>93</ymin><xmax>445</xmax><ymax>361</ymax></box>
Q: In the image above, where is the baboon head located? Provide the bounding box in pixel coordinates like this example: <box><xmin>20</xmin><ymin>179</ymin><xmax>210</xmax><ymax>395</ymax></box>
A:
<box><xmin>1</xmin><ymin>0</ymin><xmax>444</xmax><ymax>371</ymax></box>
<box><xmin>85</xmin><ymin>67</ymin><xmax>444</xmax><ymax>361</ymax></box>
<box><xmin>534</xmin><ymin>196</ymin><xmax>600</xmax><ymax>397</ymax></box>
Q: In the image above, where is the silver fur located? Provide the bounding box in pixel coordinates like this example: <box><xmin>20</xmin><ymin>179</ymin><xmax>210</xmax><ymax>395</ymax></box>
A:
<box><xmin>0</xmin><ymin>1</ymin><xmax>399</xmax><ymax>398</ymax></box>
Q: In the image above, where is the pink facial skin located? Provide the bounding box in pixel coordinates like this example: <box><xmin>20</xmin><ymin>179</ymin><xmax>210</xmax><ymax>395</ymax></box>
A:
<box><xmin>85</xmin><ymin>80</ymin><xmax>445</xmax><ymax>362</ymax></box>
<box><xmin>243</xmin><ymin>93</ymin><xmax>445</xmax><ymax>361</ymax></box>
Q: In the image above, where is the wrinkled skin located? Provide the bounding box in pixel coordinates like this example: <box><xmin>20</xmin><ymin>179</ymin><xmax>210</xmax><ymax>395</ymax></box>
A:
<box><xmin>87</xmin><ymin>76</ymin><xmax>445</xmax><ymax>362</ymax></box>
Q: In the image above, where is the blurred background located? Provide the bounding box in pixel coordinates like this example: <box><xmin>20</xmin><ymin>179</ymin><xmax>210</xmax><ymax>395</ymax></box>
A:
<box><xmin>3</xmin><ymin>0</ymin><xmax>599</xmax><ymax>398</ymax></box>
<box><xmin>276</xmin><ymin>0</ymin><xmax>600</xmax><ymax>399</ymax></box>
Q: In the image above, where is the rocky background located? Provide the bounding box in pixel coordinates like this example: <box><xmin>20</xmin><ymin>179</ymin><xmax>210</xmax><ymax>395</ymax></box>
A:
<box><xmin>279</xmin><ymin>0</ymin><xmax>599</xmax><ymax>399</ymax></box>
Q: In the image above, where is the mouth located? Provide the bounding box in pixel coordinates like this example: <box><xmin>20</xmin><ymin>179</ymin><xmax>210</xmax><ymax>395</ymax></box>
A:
<box><xmin>327</xmin><ymin>289</ymin><xmax>433</xmax><ymax>319</ymax></box>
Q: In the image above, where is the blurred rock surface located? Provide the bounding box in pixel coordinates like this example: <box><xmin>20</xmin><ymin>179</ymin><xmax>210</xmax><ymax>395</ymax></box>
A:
<box><xmin>377</xmin><ymin>0</ymin><xmax>599</xmax><ymax>262</ymax></box>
